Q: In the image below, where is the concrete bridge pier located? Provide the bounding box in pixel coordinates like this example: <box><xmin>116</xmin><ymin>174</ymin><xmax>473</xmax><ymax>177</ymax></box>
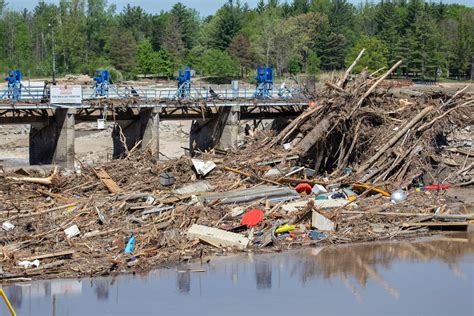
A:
<box><xmin>29</xmin><ymin>108</ymin><xmax>76</xmax><ymax>169</ymax></box>
<box><xmin>112</xmin><ymin>108</ymin><xmax>160</xmax><ymax>159</ymax></box>
<box><xmin>189</xmin><ymin>106</ymin><xmax>240</xmax><ymax>155</ymax></box>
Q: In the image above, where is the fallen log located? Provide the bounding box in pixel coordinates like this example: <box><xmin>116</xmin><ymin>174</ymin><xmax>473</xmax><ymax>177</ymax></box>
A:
<box><xmin>296</xmin><ymin>114</ymin><xmax>338</xmax><ymax>154</ymax></box>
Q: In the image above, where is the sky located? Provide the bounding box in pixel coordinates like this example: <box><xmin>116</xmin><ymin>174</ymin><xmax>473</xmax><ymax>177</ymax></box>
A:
<box><xmin>6</xmin><ymin>0</ymin><xmax>473</xmax><ymax>16</ymax></box>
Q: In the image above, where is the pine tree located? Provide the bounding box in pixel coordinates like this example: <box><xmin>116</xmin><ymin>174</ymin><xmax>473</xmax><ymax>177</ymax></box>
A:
<box><xmin>109</xmin><ymin>29</ymin><xmax>137</xmax><ymax>73</ymax></box>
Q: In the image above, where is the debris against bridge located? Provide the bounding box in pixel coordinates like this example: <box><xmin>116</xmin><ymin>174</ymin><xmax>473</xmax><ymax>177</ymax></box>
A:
<box><xmin>0</xmin><ymin>56</ymin><xmax>472</xmax><ymax>282</ymax></box>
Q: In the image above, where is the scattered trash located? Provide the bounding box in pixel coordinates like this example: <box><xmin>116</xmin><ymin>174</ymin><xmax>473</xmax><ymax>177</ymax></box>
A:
<box><xmin>187</xmin><ymin>224</ymin><xmax>249</xmax><ymax>250</ymax></box>
<box><xmin>159</xmin><ymin>173</ymin><xmax>176</xmax><ymax>186</ymax></box>
<box><xmin>313</xmin><ymin>199</ymin><xmax>355</xmax><ymax>209</ymax></box>
<box><xmin>142</xmin><ymin>205</ymin><xmax>174</xmax><ymax>216</ymax></box>
<box><xmin>230</xmin><ymin>207</ymin><xmax>245</xmax><ymax>217</ymax></box>
<box><xmin>2</xmin><ymin>222</ymin><xmax>15</xmax><ymax>231</ymax></box>
<box><xmin>281</xmin><ymin>200</ymin><xmax>308</xmax><ymax>213</ymax></box>
<box><xmin>200</xmin><ymin>186</ymin><xmax>299</xmax><ymax>205</ymax></box>
<box><xmin>312</xmin><ymin>211</ymin><xmax>336</xmax><ymax>231</ymax></box>
<box><xmin>145</xmin><ymin>196</ymin><xmax>155</xmax><ymax>205</ymax></box>
<box><xmin>352</xmin><ymin>184</ymin><xmax>391</xmax><ymax>197</ymax></box>
<box><xmin>241</xmin><ymin>209</ymin><xmax>264</xmax><ymax>227</ymax></box>
<box><xmin>283</xmin><ymin>143</ymin><xmax>292</xmax><ymax>150</ymax></box>
<box><xmin>192</xmin><ymin>159</ymin><xmax>216</xmax><ymax>176</ymax></box>
<box><xmin>125</xmin><ymin>235</ymin><xmax>136</xmax><ymax>254</ymax></box>
<box><xmin>18</xmin><ymin>260</ymin><xmax>40</xmax><ymax>268</ymax></box>
<box><xmin>424</xmin><ymin>184</ymin><xmax>450</xmax><ymax>190</ymax></box>
<box><xmin>275</xmin><ymin>224</ymin><xmax>296</xmax><ymax>234</ymax></box>
<box><xmin>295</xmin><ymin>183</ymin><xmax>312</xmax><ymax>194</ymax></box>
<box><xmin>64</xmin><ymin>225</ymin><xmax>80</xmax><ymax>238</ymax></box>
<box><xmin>95</xmin><ymin>207</ymin><xmax>107</xmax><ymax>224</ymax></box>
<box><xmin>370</xmin><ymin>223</ymin><xmax>387</xmax><ymax>233</ymax></box>
<box><xmin>312</xmin><ymin>184</ymin><xmax>328</xmax><ymax>195</ymax></box>
<box><xmin>390</xmin><ymin>190</ymin><xmax>407</xmax><ymax>203</ymax></box>
<box><xmin>174</xmin><ymin>181</ymin><xmax>214</xmax><ymax>195</ymax></box>
<box><xmin>308</xmin><ymin>230</ymin><xmax>326</xmax><ymax>240</ymax></box>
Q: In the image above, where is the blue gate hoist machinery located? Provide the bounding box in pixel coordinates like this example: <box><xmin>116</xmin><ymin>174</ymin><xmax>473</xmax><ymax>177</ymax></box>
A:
<box><xmin>175</xmin><ymin>66</ymin><xmax>192</xmax><ymax>100</ymax></box>
<box><xmin>2</xmin><ymin>70</ymin><xmax>23</xmax><ymax>101</ymax></box>
<box><xmin>93</xmin><ymin>70</ymin><xmax>110</xmax><ymax>97</ymax></box>
<box><xmin>254</xmin><ymin>67</ymin><xmax>273</xmax><ymax>99</ymax></box>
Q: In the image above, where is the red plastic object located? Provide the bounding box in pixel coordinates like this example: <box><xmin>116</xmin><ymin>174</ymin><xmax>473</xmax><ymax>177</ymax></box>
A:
<box><xmin>424</xmin><ymin>184</ymin><xmax>450</xmax><ymax>190</ymax></box>
<box><xmin>241</xmin><ymin>209</ymin><xmax>264</xmax><ymax>227</ymax></box>
<box><xmin>295</xmin><ymin>183</ymin><xmax>312</xmax><ymax>194</ymax></box>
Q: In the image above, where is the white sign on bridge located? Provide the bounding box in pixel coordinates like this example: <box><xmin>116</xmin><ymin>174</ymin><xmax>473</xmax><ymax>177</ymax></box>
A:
<box><xmin>50</xmin><ymin>85</ymin><xmax>82</xmax><ymax>104</ymax></box>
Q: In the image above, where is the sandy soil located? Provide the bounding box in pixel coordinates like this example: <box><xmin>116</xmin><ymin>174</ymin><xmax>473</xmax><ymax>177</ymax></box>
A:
<box><xmin>0</xmin><ymin>121</ymin><xmax>191</xmax><ymax>167</ymax></box>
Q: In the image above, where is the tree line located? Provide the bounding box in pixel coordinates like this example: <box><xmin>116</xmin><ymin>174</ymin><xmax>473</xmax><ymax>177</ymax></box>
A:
<box><xmin>0</xmin><ymin>0</ymin><xmax>472</xmax><ymax>81</ymax></box>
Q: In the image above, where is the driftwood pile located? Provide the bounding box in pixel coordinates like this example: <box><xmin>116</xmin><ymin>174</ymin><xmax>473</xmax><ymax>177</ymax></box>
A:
<box><xmin>266</xmin><ymin>53</ymin><xmax>473</xmax><ymax>189</ymax></box>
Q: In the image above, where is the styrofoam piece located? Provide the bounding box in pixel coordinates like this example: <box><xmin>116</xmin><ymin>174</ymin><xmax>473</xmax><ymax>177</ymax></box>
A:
<box><xmin>312</xmin><ymin>211</ymin><xmax>335</xmax><ymax>231</ymax></box>
<box><xmin>187</xmin><ymin>224</ymin><xmax>249</xmax><ymax>250</ymax></box>
<box><xmin>314</xmin><ymin>199</ymin><xmax>355</xmax><ymax>209</ymax></box>
<box><xmin>312</xmin><ymin>184</ymin><xmax>328</xmax><ymax>195</ymax></box>
<box><xmin>281</xmin><ymin>200</ymin><xmax>308</xmax><ymax>213</ymax></box>
<box><xmin>2</xmin><ymin>222</ymin><xmax>15</xmax><ymax>231</ymax></box>
<box><xmin>192</xmin><ymin>159</ymin><xmax>216</xmax><ymax>176</ymax></box>
<box><xmin>64</xmin><ymin>225</ymin><xmax>80</xmax><ymax>238</ymax></box>
<box><xmin>174</xmin><ymin>181</ymin><xmax>214</xmax><ymax>195</ymax></box>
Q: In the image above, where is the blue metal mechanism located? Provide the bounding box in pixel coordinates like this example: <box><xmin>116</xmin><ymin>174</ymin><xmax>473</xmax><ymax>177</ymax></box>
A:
<box><xmin>254</xmin><ymin>67</ymin><xmax>273</xmax><ymax>99</ymax></box>
<box><xmin>93</xmin><ymin>70</ymin><xmax>110</xmax><ymax>97</ymax></box>
<box><xmin>175</xmin><ymin>66</ymin><xmax>192</xmax><ymax>100</ymax></box>
<box><xmin>1</xmin><ymin>70</ymin><xmax>23</xmax><ymax>101</ymax></box>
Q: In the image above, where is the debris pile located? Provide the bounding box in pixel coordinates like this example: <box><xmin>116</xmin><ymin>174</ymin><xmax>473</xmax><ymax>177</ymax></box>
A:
<box><xmin>0</xmin><ymin>54</ymin><xmax>472</xmax><ymax>282</ymax></box>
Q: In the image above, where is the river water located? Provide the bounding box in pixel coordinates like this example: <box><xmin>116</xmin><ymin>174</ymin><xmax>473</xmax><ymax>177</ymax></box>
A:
<box><xmin>1</xmin><ymin>234</ymin><xmax>473</xmax><ymax>316</ymax></box>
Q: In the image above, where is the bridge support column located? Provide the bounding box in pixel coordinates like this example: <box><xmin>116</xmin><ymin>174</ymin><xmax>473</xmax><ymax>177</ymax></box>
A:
<box><xmin>189</xmin><ymin>106</ymin><xmax>240</xmax><ymax>155</ymax></box>
<box><xmin>219</xmin><ymin>105</ymin><xmax>240</xmax><ymax>150</ymax></box>
<box><xmin>112</xmin><ymin>108</ymin><xmax>159</xmax><ymax>159</ymax></box>
<box><xmin>29</xmin><ymin>108</ymin><xmax>76</xmax><ymax>169</ymax></box>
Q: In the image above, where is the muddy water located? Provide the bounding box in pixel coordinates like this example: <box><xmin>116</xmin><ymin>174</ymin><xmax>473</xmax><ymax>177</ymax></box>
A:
<box><xmin>2</xmin><ymin>234</ymin><xmax>473</xmax><ymax>316</ymax></box>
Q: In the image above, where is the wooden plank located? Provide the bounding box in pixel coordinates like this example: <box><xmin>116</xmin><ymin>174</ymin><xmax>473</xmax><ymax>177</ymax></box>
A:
<box><xmin>20</xmin><ymin>250</ymin><xmax>75</xmax><ymax>261</ymax></box>
<box><xmin>94</xmin><ymin>168</ymin><xmax>122</xmax><ymax>193</ymax></box>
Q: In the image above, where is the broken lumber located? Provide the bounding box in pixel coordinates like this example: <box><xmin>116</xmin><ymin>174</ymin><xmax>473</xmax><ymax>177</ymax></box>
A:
<box><xmin>94</xmin><ymin>168</ymin><xmax>122</xmax><ymax>193</ymax></box>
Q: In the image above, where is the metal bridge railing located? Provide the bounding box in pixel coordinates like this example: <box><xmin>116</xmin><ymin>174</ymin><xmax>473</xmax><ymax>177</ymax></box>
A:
<box><xmin>0</xmin><ymin>85</ymin><xmax>308</xmax><ymax>103</ymax></box>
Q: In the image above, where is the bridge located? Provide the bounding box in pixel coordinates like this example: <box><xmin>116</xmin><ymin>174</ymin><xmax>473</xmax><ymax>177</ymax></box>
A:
<box><xmin>0</xmin><ymin>82</ymin><xmax>310</xmax><ymax>169</ymax></box>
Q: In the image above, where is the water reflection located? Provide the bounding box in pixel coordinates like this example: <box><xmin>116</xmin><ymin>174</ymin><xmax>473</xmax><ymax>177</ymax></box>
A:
<box><xmin>3</xmin><ymin>234</ymin><xmax>473</xmax><ymax>316</ymax></box>
<box><xmin>292</xmin><ymin>234</ymin><xmax>473</xmax><ymax>297</ymax></box>
<box><xmin>255</xmin><ymin>260</ymin><xmax>272</xmax><ymax>290</ymax></box>
<box><xmin>177</xmin><ymin>272</ymin><xmax>191</xmax><ymax>294</ymax></box>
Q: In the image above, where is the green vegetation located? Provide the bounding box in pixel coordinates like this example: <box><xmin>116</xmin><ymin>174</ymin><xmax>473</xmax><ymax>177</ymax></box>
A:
<box><xmin>0</xmin><ymin>0</ymin><xmax>472</xmax><ymax>80</ymax></box>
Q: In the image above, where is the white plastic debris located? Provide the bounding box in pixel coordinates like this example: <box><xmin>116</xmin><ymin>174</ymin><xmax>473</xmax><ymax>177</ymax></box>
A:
<box><xmin>2</xmin><ymin>222</ymin><xmax>15</xmax><ymax>231</ymax></box>
<box><xmin>187</xmin><ymin>224</ymin><xmax>249</xmax><ymax>250</ymax></box>
<box><xmin>145</xmin><ymin>196</ymin><xmax>155</xmax><ymax>205</ymax></box>
<box><xmin>390</xmin><ymin>190</ymin><xmax>407</xmax><ymax>203</ymax></box>
<box><xmin>64</xmin><ymin>225</ymin><xmax>81</xmax><ymax>238</ymax></box>
<box><xmin>192</xmin><ymin>159</ymin><xmax>216</xmax><ymax>176</ymax></box>
<box><xmin>283</xmin><ymin>143</ymin><xmax>292</xmax><ymax>151</ymax></box>
<box><xmin>312</xmin><ymin>211</ymin><xmax>336</xmax><ymax>231</ymax></box>
<box><xmin>312</xmin><ymin>184</ymin><xmax>328</xmax><ymax>195</ymax></box>
<box><xmin>18</xmin><ymin>259</ymin><xmax>40</xmax><ymax>268</ymax></box>
<box><xmin>230</xmin><ymin>207</ymin><xmax>245</xmax><ymax>217</ymax></box>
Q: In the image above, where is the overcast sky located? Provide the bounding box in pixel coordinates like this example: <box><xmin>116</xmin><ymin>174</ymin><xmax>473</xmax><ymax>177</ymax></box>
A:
<box><xmin>6</xmin><ymin>0</ymin><xmax>473</xmax><ymax>16</ymax></box>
